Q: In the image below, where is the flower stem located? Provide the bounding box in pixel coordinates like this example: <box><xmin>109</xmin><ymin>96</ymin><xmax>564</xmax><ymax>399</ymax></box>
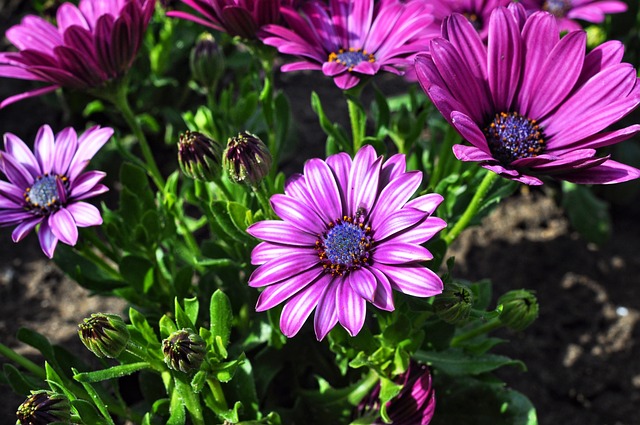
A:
<box><xmin>0</xmin><ymin>343</ymin><xmax>46</xmax><ymax>379</ymax></box>
<box><xmin>443</xmin><ymin>170</ymin><xmax>498</xmax><ymax>245</ymax></box>
<box><xmin>345</xmin><ymin>87</ymin><xmax>365</xmax><ymax>153</ymax></box>
<box><xmin>450</xmin><ymin>317</ymin><xmax>503</xmax><ymax>347</ymax></box>
<box><xmin>347</xmin><ymin>369</ymin><xmax>379</xmax><ymax>406</ymax></box>
<box><xmin>252</xmin><ymin>183</ymin><xmax>274</xmax><ymax>219</ymax></box>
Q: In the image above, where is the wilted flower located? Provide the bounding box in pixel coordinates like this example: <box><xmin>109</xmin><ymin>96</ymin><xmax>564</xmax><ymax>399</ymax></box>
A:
<box><xmin>162</xmin><ymin>329</ymin><xmax>206</xmax><ymax>373</ymax></box>
<box><xmin>433</xmin><ymin>281</ymin><xmax>473</xmax><ymax>325</ymax></box>
<box><xmin>167</xmin><ymin>0</ymin><xmax>287</xmax><ymax>40</ymax></box>
<box><xmin>0</xmin><ymin>125</ymin><xmax>112</xmax><ymax>258</ymax></box>
<box><xmin>415</xmin><ymin>5</ymin><xmax>640</xmax><ymax>185</ymax></box>
<box><xmin>16</xmin><ymin>390</ymin><xmax>70</xmax><ymax>425</ymax></box>
<box><xmin>520</xmin><ymin>0</ymin><xmax>627</xmax><ymax>32</ymax></box>
<box><xmin>247</xmin><ymin>145</ymin><xmax>446</xmax><ymax>340</ymax></box>
<box><xmin>223</xmin><ymin>132</ymin><xmax>272</xmax><ymax>185</ymax></box>
<box><xmin>498</xmin><ymin>289</ymin><xmax>539</xmax><ymax>331</ymax></box>
<box><xmin>259</xmin><ymin>0</ymin><xmax>438</xmax><ymax>90</ymax></box>
<box><xmin>190</xmin><ymin>33</ymin><xmax>225</xmax><ymax>92</ymax></box>
<box><xmin>178</xmin><ymin>131</ymin><xmax>223</xmax><ymax>181</ymax></box>
<box><xmin>78</xmin><ymin>313</ymin><xmax>130</xmax><ymax>358</ymax></box>
<box><xmin>0</xmin><ymin>0</ymin><xmax>155</xmax><ymax>108</ymax></box>
<box><xmin>357</xmin><ymin>362</ymin><xmax>435</xmax><ymax>424</ymax></box>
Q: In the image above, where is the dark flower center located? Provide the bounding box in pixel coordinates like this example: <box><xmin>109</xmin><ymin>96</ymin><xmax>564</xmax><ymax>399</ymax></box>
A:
<box><xmin>316</xmin><ymin>214</ymin><xmax>372</xmax><ymax>276</ymax></box>
<box><xmin>484</xmin><ymin>112</ymin><xmax>546</xmax><ymax>165</ymax></box>
<box><xmin>24</xmin><ymin>174</ymin><xmax>66</xmax><ymax>215</ymax></box>
<box><xmin>328</xmin><ymin>48</ymin><xmax>375</xmax><ymax>71</ymax></box>
<box><xmin>543</xmin><ymin>0</ymin><xmax>571</xmax><ymax>17</ymax></box>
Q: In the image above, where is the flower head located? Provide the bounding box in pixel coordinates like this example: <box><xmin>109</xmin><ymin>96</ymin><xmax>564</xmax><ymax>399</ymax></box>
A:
<box><xmin>167</xmin><ymin>0</ymin><xmax>289</xmax><ymax>40</ymax></box>
<box><xmin>0</xmin><ymin>125</ymin><xmax>112</xmax><ymax>257</ymax></box>
<box><xmin>223</xmin><ymin>131</ymin><xmax>272</xmax><ymax>185</ymax></box>
<box><xmin>498</xmin><ymin>289</ymin><xmax>539</xmax><ymax>331</ymax></box>
<box><xmin>190</xmin><ymin>33</ymin><xmax>225</xmax><ymax>92</ymax></box>
<box><xmin>415</xmin><ymin>4</ymin><xmax>640</xmax><ymax>185</ymax></box>
<box><xmin>16</xmin><ymin>390</ymin><xmax>71</xmax><ymax>425</ymax></box>
<box><xmin>520</xmin><ymin>0</ymin><xmax>627</xmax><ymax>32</ymax></box>
<box><xmin>433</xmin><ymin>281</ymin><xmax>473</xmax><ymax>325</ymax></box>
<box><xmin>78</xmin><ymin>313</ymin><xmax>131</xmax><ymax>358</ymax></box>
<box><xmin>357</xmin><ymin>362</ymin><xmax>436</xmax><ymax>425</ymax></box>
<box><xmin>259</xmin><ymin>0</ymin><xmax>438</xmax><ymax>90</ymax></box>
<box><xmin>0</xmin><ymin>0</ymin><xmax>155</xmax><ymax>108</ymax></box>
<box><xmin>178</xmin><ymin>130</ymin><xmax>223</xmax><ymax>181</ymax></box>
<box><xmin>162</xmin><ymin>328</ymin><xmax>207</xmax><ymax>373</ymax></box>
<box><xmin>247</xmin><ymin>145</ymin><xmax>446</xmax><ymax>340</ymax></box>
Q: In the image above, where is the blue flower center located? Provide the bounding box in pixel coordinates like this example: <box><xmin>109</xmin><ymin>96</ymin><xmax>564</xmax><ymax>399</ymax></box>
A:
<box><xmin>328</xmin><ymin>48</ymin><xmax>375</xmax><ymax>71</ymax></box>
<box><xmin>317</xmin><ymin>215</ymin><xmax>372</xmax><ymax>276</ymax></box>
<box><xmin>543</xmin><ymin>0</ymin><xmax>571</xmax><ymax>17</ymax></box>
<box><xmin>484</xmin><ymin>112</ymin><xmax>546</xmax><ymax>165</ymax></box>
<box><xmin>24</xmin><ymin>174</ymin><xmax>65</xmax><ymax>214</ymax></box>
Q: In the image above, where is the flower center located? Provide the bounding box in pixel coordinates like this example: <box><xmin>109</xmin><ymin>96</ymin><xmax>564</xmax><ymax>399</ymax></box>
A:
<box><xmin>328</xmin><ymin>48</ymin><xmax>375</xmax><ymax>71</ymax></box>
<box><xmin>24</xmin><ymin>174</ymin><xmax>66</xmax><ymax>214</ymax></box>
<box><xmin>316</xmin><ymin>214</ymin><xmax>372</xmax><ymax>276</ymax></box>
<box><xmin>484</xmin><ymin>112</ymin><xmax>545</xmax><ymax>165</ymax></box>
<box><xmin>543</xmin><ymin>0</ymin><xmax>571</xmax><ymax>17</ymax></box>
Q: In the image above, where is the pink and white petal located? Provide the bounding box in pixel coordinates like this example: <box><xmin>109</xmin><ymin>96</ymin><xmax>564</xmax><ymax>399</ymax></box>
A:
<box><xmin>0</xmin><ymin>180</ymin><xmax>26</xmax><ymax>204</ymax></box>
<box><xmin>49</xmin><ymin>208</ymin><xmax>78</xmax><ymax>246</ymax></box>
<box><xmin>4</xmin><ymin>133</ymin><xmax>39</xmax><ymax>175</ymax></box>
<box><xmin>66</xmin><ymin>201</ymin><xmax>102</xmax><ymax>227</ymax></box>
<box><xmin>284</xmin><ymin>173</ymin><xmax>315</xmax><ymax>207</ymax></box>
<box><xmin>379</xmin><ymin>153</ymin><xmax>406</xmax><ymax>186</ymax></box>
<box><xmin>314</xmin><ymin>277</ymin><xmax>341</xmax><ymax>340</ymax></box>
<box><xmin>376</xmin><ymin>264</ymin><xmax>443</xmax><ymax>297</ymax></box>
<box><xmin>37</xmin><ymin>219</ymin><xmax>59</xmax><ymax>258</ymax></box>
<box><xmin>280</xmin><ymin>61</ymin><xmax>323</xmax><ymax>72</ymax></box>
<box><xmin>53</xmin><ymin>127</ymin><xmax>78</xmax><ymax>176</ymax></box>
<box><xmin>11</xmin><ymin>217</ymin><xmax>42</xmax><ymax>242</ymax></box>
<box><xmin>369</xmin><ymin>267</ymin><xmax>395</xmax><ymax>312</ymax></box>
<box><xmin>326</xmin><ymin>152</ymin><xmax>352</xmax><ymax>208</ymax></box>
<box><xmin>336</xmin><ymin>280</ymin><xmax>367</xmax><ymax>337</ymax></box>
<box><xmin>347</xmin><ymin>145</ymin><xmax>379</xmax><ymax>216</ymax></box>
<box><xmin>392</xmin><ymin>217</ymin><xmax>447</xmax><ymax>245</ymax></box>
<box><xmin>451</xmin><ymin>111</ymin><xmax>490</xmax><ymax>151</ymax></box>
<box><xmin>1</xmin><ymin>152</ymin><xmax>34</xmax><ymax>189</ymax></box>
<box><xmin>280</xmin><ymin>274</ymin><xmax>331</xmax><ymax>337</ymax></box>
<box><xmin>333</xmin><ymin>72</ymin><xmax>360</xmax><ymax>90</ymax></box>
<box><xmin>67</xmin><ymin>126</ymin><xmax>113</xmax><ymax>180</ymax></box>
<box><xmin>248</xmin><ymin>252</ymin><xmax>320</xmax><ymax>287</ymax></box>
<box><xmin>69</xmin><ymin>170</ymin><xmax>106</xmax><ymax>198</ymax></box>
<box><xmin>369</xmin><ymin>171</ymin><xmax>422</xmax><ymax>230</ymax></box>
<box><xmin>34</xmin><ymin>124</ymin><xmax>55</xmax><ymax>174</ymax></box>
<box><xmin>405</xmin><ymin>193</ymin><xmax>444</xmax><ymax>215</ymax></box>
<box><xmin>270</xmin><ymin>194</ymin><xmax>325</xmax><ymax>234</ymax></box>
<box><xmin>373</xmin><ymin>208</ymin><xmax>426</xmax><ymax>241</ymax></box>
<box><xmin>72</xmin><ymin>184</ymin><xmax>108</xmax><ymax>201</ymax></box>
<box><xmin>304</xmin><ymin>158</ymin><xmax>343</xmax><ymax>223</ymax></box>
<box><xmin>251</xmin><ymin>242</ymin><xmax>313</xmax><ymax>265</ymax></box>
<box><xmin>247</xmin><ymin>220</ymin><xmax>319</xmax><ymax>246</ymax></box>
<box><xmin>0</xmin><ymin>85</ymin><xmax>59</xmax><ymax>110</ymax></box>
<box><xmin>374</xmin><ymin>242</ymin><xmax>433</xmax><ymax>264</ymax></box>
<box><xmin>255</xmin><ymin>266</ymin><xmax>325</xmax><ymax>311</ymax></box>
<box><xmin>322</xmin><ymin>61</ymin><xmax>347</xmax><ymax>77</ymax></box>
<box><xmin>348</xmin><ymin>267</ymin><xmax>377</xmax><ymax>302</ymax></box>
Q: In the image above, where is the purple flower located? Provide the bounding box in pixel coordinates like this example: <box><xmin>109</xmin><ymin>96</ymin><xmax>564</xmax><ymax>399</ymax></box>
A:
<box><xmin>247</xmin><ymin>145</ymin><xmax>446</xmax><ymax>340</ymax></box>
<box><xmin>259</xmin><ymin>0</ymin><xmax>438</xmax><ymax>90</ymax></box>
<box><xmin>357</xmin><ymin>362</ymin><xmax>436</xmax><ymax>425</ymax></box>
<box><xmin>167</xmin><ymin>0</ymin><xmax>289</xmax><ymax>40</ymax></box>
<box><xmin>0</xmin><ymin>125</ymin><xmax>112</xmax><ymax>258</ymax></box>
<box><xmin>414</xmin><ymin>4</ymin><xmax>640</xmax><ymax>185</ymax></box>
<box><xmin>429</xmin><ymin>0</ymin><xmax>512</xmax><ymax>39</ymax></box>
<box><xmin>0</xmin><ymin>0</ymin><xmax>155</xmax><ymax>108</ymax></box>
<box><xmin>520</xmin><ymin>0</ymin><xmax>627</xmax><ymax>32</ymax></box>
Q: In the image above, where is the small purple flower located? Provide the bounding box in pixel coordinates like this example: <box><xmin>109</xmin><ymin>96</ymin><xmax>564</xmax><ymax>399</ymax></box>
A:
<box><xmin>0</xmin><ymin>125</ymin><xmax>112</xmax><ymax>258</ymax></box>
<box><xmin>167</xmin><ymin>0</ymin><xmax>289</xmax><ymax>40</ymax></box>
<box><xmin>357</xmin><ymin>362</ymin><xmax>436</xmax><ymax>424</ymax></box>
<box><xmin>520</xmin><ymin>0</ymin><xmax>627</xmax><ymax>32</ymax></box>
<box><xmin>259</xmin><ymin>0</ymin><xmax>438</xmax><ymax>90</ymax></box>
<box><xmin>247</xmin><ymin>145</ymin><xmax>446</xmax><ymax>340</ymax></box>
<box><xmin>415</xmin><ymin>4</ymin><xmax>640</xmax><ymax>185</ymax></box>
<box><xmin>0</xmin><ymin>0</ymin><xmax>155</xmax><ymax>108</ymax></box>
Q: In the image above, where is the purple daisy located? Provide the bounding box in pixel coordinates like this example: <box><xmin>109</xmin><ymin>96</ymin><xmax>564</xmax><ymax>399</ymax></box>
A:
<box><xmin>520</xmin><ymin>0</ymin><xmax>628</xmax><ymax>32</ymax></box>
<box><xmin>167</xmin><ymin>0</ymin><xmax>290</xmax><ymax>40</ymax></box>
<box><xmin>0</xmin><ymin>0</ymin><xmax>155</xmax><ymax>108</ymax></box>
<box><xmin>0</xmin><ymin>125</ymin><xmax>112</xmax><ymax>258</ymax></box>
<box><xmin>247</xmin><ymin>145</ymin><xmax>446</xmax><ymax>340</ymax></box>
<box><xmin>414</xmin><ymin>4</ymin><xmax>640</xmax><ymax>185</ymax></box>
<box><xmin>259</xmin><ymin>0</ymin><xmax>438</xmax><ymax>90</ymax></box>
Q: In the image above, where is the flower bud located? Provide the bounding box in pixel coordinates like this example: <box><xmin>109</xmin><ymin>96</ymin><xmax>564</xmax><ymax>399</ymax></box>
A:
<box><xmin>16</xmin><ymin>390</ymin><xmax>70</xmax><ymax>425</ymax></box>
<box><xmin>433</xmin><ymin>281</ymin><xmax>473</xmax><ymax>325</ymax></box>
<box><xmin>162</xmin><ymin>328</ymin><xmax>206</xmax><ymax>373</ymax></box>
<box><xmin>178</xmin><ymin>130</ymin><xmax>223</xmax><ymax>181</ymax></box>
<box><xmin>223</xmin><ymin>131</ymin><xmax>272</xmax><ymax>185</ymax></box>
<box><xmin>78</xmin><ymin>313</ymin><xmax>130</xmax><ymax>358</ymax></box>
<box><xmin>190</xmin><ymin>33</ymin><xmax>225</xmax><ymax>92</ymax></box>
<box><xmin>497</xmin><ymin>289</ymin><xmax>539</xmax><ymax>331</ymax></box>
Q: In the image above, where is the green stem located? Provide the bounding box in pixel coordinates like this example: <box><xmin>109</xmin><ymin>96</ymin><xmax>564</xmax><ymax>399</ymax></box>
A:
<box><xmin>252</xmin><ymin>183</ymin><xmax>273</xmax><ymax>219</ymax></box>
<box><xmin>0</xmin><ymin>343</ymin><xmax>46</xmax><ymax>380</ymax></box>
<box><xmin>347</xmin><ymin>369</ymin><xmax>380</xmax><ymax>406</ymax></box>
<box><xmin>345</xmin><ymin>87</ymin><xmax>365</xmax><ymax>153</ymax></box>
<box><xmin>206</xmin><ymin>377</ymin><xmax>228</xmax><ymax>411</ymax></box>
<box><xmin>81</xmin><ymin>229</ymin><xmax>119</xmax><ymax>263</ymax></box>
<box><xmin>450</xmin><ymin>317</ymin><xmax>503</xmax><ymax>347</ymax></box>
<box><xmin>443</xmin><ymin>170</ymin><xmax>498</xmax><ymax>245</ymax></box>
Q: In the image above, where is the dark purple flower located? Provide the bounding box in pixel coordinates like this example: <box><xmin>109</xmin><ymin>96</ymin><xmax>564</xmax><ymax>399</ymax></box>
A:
<box><xmin>259</xmin><ymin>0</ymin><xmax>438</xmax><ymax>90</ymax></box>
<box><xmin>357</xmin><ymin>362</ymin><xmax>436</xmax><ymax>425</ymax></box>
<box><xmin>247</xmin><ymin>145</ymin><xmax>446</xmax><ymax>340</ymax></box>
<box><xmin>0</xmin><ymin>0</ymin><xmax>155</xmax><ymax>108</ymax></box>
<box><xmin>520</xmin><ymin>0</ymin><xmax>627</xmax><ymax>32</ymax></box>
<box><xmin>167</xmin><ymin>0</ymin><xmax>289</xmax><ymax>40</ymax></box>
<box><xmin>415</xmin><ymin>4</ymin><xmax>640</xmax><ymax>185</ymax></box>
<box><xmin>0</xmin><ymin>125</ymin><xmax>112</xmax><ymax>258</ymax></box>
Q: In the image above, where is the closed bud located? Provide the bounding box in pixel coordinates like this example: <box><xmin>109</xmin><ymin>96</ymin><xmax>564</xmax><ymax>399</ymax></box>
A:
<box><xmin>190</xmin><ymin>33</ymin><xmax>225</xmax><ymax>92</ymax></box>
<box><xmin>433</xmin><ymin>282</ymin><xmax>473</xmax><ymax>325</ymax></box>
<box><xmin>178</xmin><ymin>131</ymin><xmax>223</xmax><ymax>181</ymax></box>
<box><xmin>16</xmin><ymin>390</ymin><xmax>70</xmax><ymax>425</ymax></box>
<box><xmin>497</xmin><ymin>289</ymin><xmax>539</xmax><ymax>331</ymax></box>
<box><xmin>78</xmin><ymin>313</ymin><xmax>130</xmax><ymax>358</ymax></box>
<box><xmin>223</xmin><ymin>131</ymin><xmax>272</xmax><ymax>185</ymax></box>
<box><xmin>162</xmin><ymin>328</ymin><xmax>206</xmax><ymax>373</ymax></box>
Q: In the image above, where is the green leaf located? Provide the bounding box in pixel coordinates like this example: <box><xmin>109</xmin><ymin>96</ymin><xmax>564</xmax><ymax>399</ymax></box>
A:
<box><xmin>72</xmin><ymin>367</ymin><xmax>115</xmax><ymax>425</ymax></box>
<box><xmin>562</xmin><ymin>181</ymin><xmax>611</xmax><ymax>245</ymax></box>
<box><xmin>378</xmin><ymin>376</ymin><xmax>402</xmax><ymax>423</ymax></box>
<box><xmin>174</xmin><ymin>374</ymin><xmax>204</xmax><ymax>425</ymax></box>
<box><xmin>210</xmin><ymin>290</ymin><xmax>233</xmax><ymax>348</ymax></box>
<box><xmin>120</xmin><ymin>255</ymin><xmax>154</xmax><ymax>293</ymax></box>
<box><xmin>168</xmin><ymin>385</ymin><xmax>187</xmax><ymax>425</ymax></box>
<box><xmin>311</xmin><ymin>92</ymin><xmax>350</xmax><ymax>151</ymax></box>
<box><xmin>74</xmin><ymin>362</ymin><xmax>150</xmax><ymax>383</ymax></box>
<box><xmin>210</xmin><ymin>201</ymin><xmax>254</xmax><ymax>243</ymax></box>
<box><xmin>184</xmin><ymin>297</ymin><xmax>200</xmax><ymax>327</ymax></box>
<box><xmin>160</xmin><ymin>315</ymin><xmax>178</xmax><ymax>339</ymax></box>
<box><xmin>129</xmin><ymin>308</ymin><xmax>159</xmax><ymax>345</ymax></box>
<box><xmin>3</xmin><ymin>364</ymin><xmax>42</xmax><ymax>396</ymax></box>
<box><xmin>17</xmin><ymin>329</ymin><xmax>60</xmax><ymax>371</ymax></box>
<box><xmin>175</xmin><ymin>298</ymin><xmax>196</xmax><ymax>330</ymax></box>
<box><xmin>414</xmin><ymin>348</ymin><xmax>526</xmax><ymax>376</ymax></box>
<box><xmin>71</xmin><ymin>399</ymin><xmax>108</xmax><ymax>425</ymax></box>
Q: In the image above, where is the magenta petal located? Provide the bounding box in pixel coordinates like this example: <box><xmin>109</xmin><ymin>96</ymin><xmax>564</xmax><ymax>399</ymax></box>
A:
<box><xmin>369</xmin><ymin>171</ymin><xmax>422</xmax><ymax>230</ymax></box>
<box><xmin>247</xmin><ymin>220</ymin><xmax>318</xmax><ymax>246</ymax></box>
<box><xmin>326</xmin><ymin>152</ymin><xmax>352</xmax><ymax>206</ymax></box>
<box><xmin>347</xmin><ymin>145</ymin><xmax>378</xmax><ymax>216</ymax></box>
<box><xmin>348</xmin><ymin>267</ymin><xmax>377</xmax><ymax>301</ymax></box>
<box><xmin>376</xmin><ymin>264</ymin><xmax>443</xmax><ymax>297</ymax></box>
<box><xmin>255</xmin><ymin>267</ymin><xmax>324</xmax><ymax>311</ymax></box>
<box><xmin>68</xmin><ymin>126</ymin><xmax>113</xmax><ymax>180</ymax></box>
<box><xmin>392</xmin><ymin>217</ymin><xmax>447</xmax><ymax>245</ymax></box>
<box><xmin>405</xmin><ymin>193</ymin><xmax>443</xmax><ymax>214</ymax></box>
<box><xmin>451</xmin><ymin>111</ymin><xmax>490</xmax><ymax>151</ymax></box>
<box><xmin>37</xmin><ymin>219</ymin><xmax>59</xmax><ymax>258</ymax></box>
<box><xmin>374</xmin><ymin>208</ymin><xmax>425</xmax><ymax>241</ymax></box>
<box><xmin>487</xmin><ymin>7</ymin><xmax>522</xmax><ymax>111</ymax></box>
<box><xmin>1</xmin><ymin>152</ymin><xmax>34</xmax><ymax>190</ymax></box>
<box><xmin>53</xmin><ymin>127</ymin><xmax>78</xmax><ymax>175</ymax></box>
<box><xmin>251</xmin><ymin>242</ymin><xmax>311</xmax><ymax>265</ymax></box>
<box><xmin>11</xmin><ymin>217</ymin><xmax>41</xmax><ymax>242</ymax></box>
<box><xmin>314</xmin><ymin>278</ymin><xmax>340</xmax><ymax>340</ymax></box>
<box><xmin>336</xmin><ymin>279</ymin><xmax>366</xmax><ymax>337</ymax></box>
<box><xmin>557</xmin><ymin>160</ymin><xmax>640</xmax><ymax>184</ymax></box>
<box><xmin>66</xmin><ymin>201</ymin><xmax>102</xmax><ymax>227</ymax></box>
<box><xmin>452</xmin><ymin>144</ymin><xmax>495</xmax><ymax>162</ymax></box>
<box><xmin>4</xmin><ymin>133</ymin><xmax>39</xmax><ymax>175</ymax></box>
<box><xmin>0</xmin><ymin>85</ymin><xmax>59</xmax><ymax>109</ymax></box>
<box><xmin>280</xmin><ymin>274</ymin><xmax>331</xmax><ymax>337</ymax></box>
<box><xmin>303</xmin><ymin>158</ymin><xmax>343</xmax><ymax>223</ymax></box>
<box><xmin>248</xmin><ymin>253</ymin><xmax>319</xmax><ymax>287</ymax></box>
<box><xmin>49</xmin><ymin>207</ymin><xmax>78</xmax><ymax>245</ymax></box>
<box><xmin>69</xmin><ymin>170</ymin><xmax>106</xmax><ymax>198</ymax></box>
<box><xmin>375</xmin><ymin>242</ymin><xmax>433</xmax><ymax>264</ymax></box>
<box><xmin>369</xmin><ymin>267</ymin><xmax>394</xmax><ymax>311</ymax></box>
<box><xmin>35</xmin><ymin>124</ymin><xmax>55</xmax><ymax>174</ymax></box>
<box><xmin>270</xmin><ymin>194</ymin><xmax>325</xmax><ymax>234</ymax></box>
